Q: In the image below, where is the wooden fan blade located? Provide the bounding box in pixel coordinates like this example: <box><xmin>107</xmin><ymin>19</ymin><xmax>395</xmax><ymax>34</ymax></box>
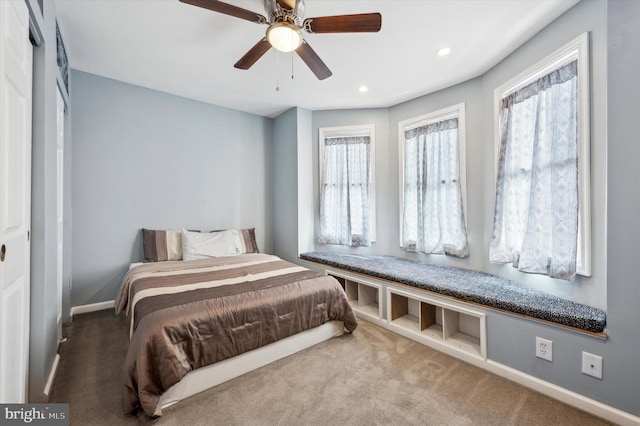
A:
<box><xmin>296</xmin><ymin>41</ymin><xmax>332</xmax><ymax>80</ymax></box>
<box><xmin>276</xmin><ymin>0</ymin><xmax>296</xmax><ymax>10</ymax></box>
<box><xmin>304</xmin><ymin>13</ymin><xmax>382</xmax><ymax>34</ymax></box>
<box><xmin>179</xmin><ymin>0</ymin><xmax>266</xmax><ymax>23</ymax></box>
<box><xmin>234</xmin><ymin>38</ymin><xmax>271</xmax><ymax>70</ymax></box>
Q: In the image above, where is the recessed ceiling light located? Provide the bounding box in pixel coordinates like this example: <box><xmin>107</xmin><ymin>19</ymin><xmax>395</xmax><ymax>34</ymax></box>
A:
<box><xmin>437</xmin><ymin>47</ymin><xmax>451</xmax><ymax>56</ymax></box>
<box><xmin>358</xmin><ymin>86</ymin><xmax>369</xmax><ymax>93</ymax></box>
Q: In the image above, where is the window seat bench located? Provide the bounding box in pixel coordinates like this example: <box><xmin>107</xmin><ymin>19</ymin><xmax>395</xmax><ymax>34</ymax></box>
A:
<box><xmin>300</xmin><ymin>252</ymin><xmax>606</xmax><ymax>335</ymax></box>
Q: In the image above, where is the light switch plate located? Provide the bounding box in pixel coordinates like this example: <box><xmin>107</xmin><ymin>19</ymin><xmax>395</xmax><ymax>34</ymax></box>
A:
<box><xmin>582</xmin><ymin>352</ymin><xmax>603</xmax><ymax>379</ymax></box>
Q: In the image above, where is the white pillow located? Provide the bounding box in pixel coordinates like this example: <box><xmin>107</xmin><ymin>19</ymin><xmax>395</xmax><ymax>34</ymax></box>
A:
<box><xmin>181</xmin><ymin>229</ymin><xmax>241</xmax><ymax>260</ymax></box>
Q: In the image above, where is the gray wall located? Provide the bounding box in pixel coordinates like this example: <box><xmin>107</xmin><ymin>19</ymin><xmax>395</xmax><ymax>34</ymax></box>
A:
<box><xmin>479</xmin><ymin>0</ymin><xmax>607</xmax><ymax>309</ymax></box>
<box><xmin>389</xmin><ymin>78</ymin><xmax>484</xmax><ymax>272</ymax></box>
<box><xmin>300</xmin><ymin>0</ymin><xmax>640</xmax><ymax>416</ymax></box>
<box><xmin>272</xmin><ymin>108</ymin><xmax>299</xmax><ymax>263</ymax></box>
<box><xmin>482</xmin><ymin>0</ymin><xmax>629</xmax><ymax>412</ymax></box>
<box><xmin>604</xmin><ymin>0</ymin><xmax>640</xmax><ymax>415</ymax></box>
<box><xmin>296</xmin><ymin>108</ymin><xmax>314</xmax><ymax>255</ymax></box>
<box><xmin>271</xmin><ymin>107</ymin><xmax>317</xmax><ymax>262</ymax></box>
<box><xmin>271</xmin><ymin>106</ymin><xmax>314</xmax><ymax>261</ymax></box>
<box><xmin>70</xmin><ymin>70</ymin><xmax>273</xmax><ymax>307</ymax></box>
<box><xmin>310</xmin><ymin>1</ymin><xmax>605</xmax><ymax>309</ymax></box>
<box><xmin>28</xmin><ymin>0</ymin><xmax>70</xmax><ymax>402</ymax></box>
<box><xmin>311</xmin><ymin>108</ymin><xmax>390</xmax><ymax>253</ymax></box>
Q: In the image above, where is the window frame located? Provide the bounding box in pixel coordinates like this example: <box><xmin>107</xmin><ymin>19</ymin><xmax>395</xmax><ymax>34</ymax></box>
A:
<box><xmin>398</xmin><ymin>103</ymin><xmax>467</xmax><ymax>248</ymax></box>
<box><xmin>318</xmin><ymin>124</ymin><xmax>376</xmax><ymax>242</ymax></box>
<box><xmin>493</xmin><ymin>32</ymin><xmax>591</xmax><ymax>276</ymax></box>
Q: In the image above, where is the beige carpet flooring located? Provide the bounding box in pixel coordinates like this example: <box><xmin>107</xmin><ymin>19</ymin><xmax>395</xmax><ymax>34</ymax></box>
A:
<box><xmin>50</xmin><ymin>310</ymin><xmax>612</xmax><ymax>425</ymax></box>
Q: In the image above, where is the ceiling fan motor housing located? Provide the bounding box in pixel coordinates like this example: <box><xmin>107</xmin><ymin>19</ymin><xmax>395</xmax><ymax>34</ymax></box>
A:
<box><xmin>264</xmin><ymin>0</ymin><xmax>304</xmax><ymax>26</ymax></box>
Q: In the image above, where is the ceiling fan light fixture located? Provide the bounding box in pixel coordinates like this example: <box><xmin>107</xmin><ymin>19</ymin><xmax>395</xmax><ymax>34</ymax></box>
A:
<box><xmin>437</xmin><ymin>47</ymin><xmax>451</xmax><ymax>56</ymax></box>
<box><xmin>267</xmin><ymin>22</ymin><xmax>303</xmax><ymax>52</ymax></box>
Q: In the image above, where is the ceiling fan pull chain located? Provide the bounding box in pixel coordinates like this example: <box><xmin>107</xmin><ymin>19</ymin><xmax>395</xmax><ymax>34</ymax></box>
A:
<box><xmin>275</xmin><ymin>50</ymin><xmax>280</xmax><ymax>92</ymax></box>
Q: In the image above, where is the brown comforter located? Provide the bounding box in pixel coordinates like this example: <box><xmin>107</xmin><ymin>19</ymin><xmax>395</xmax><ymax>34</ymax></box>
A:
<box><xmin>114</xmin><ymin>254</ymin><xmax>357</xmax><ymax>418</ymax></box>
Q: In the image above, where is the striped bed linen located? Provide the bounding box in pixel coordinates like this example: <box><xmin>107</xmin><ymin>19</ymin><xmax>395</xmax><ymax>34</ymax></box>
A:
<box><xmin>114</xmin><ymin>253</ymin><xmax>357</xmax><ymax>419</ymax></box>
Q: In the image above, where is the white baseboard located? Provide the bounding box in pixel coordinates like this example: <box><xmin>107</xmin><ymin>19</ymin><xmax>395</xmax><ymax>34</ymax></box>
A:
<box><xmin>70</xmin><ymin>300</ymin><xmax>114</xmax><ymax>316</ymax></box>
<box><xmin>42</xmin><ymin>353</ymin><xmax>60</xmax><ymax>401</ymax></box>
<box><xmin>484</xmin><ymin>360</ymin><xmax>640</xmax><ymax>425</ymax></box>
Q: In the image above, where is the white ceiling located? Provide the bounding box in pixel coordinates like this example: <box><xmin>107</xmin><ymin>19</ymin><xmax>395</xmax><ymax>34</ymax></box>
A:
<box><xmin>53</xmin><ymin>0</ymin><xmax>579</xmax><ymax>118</ymax></box>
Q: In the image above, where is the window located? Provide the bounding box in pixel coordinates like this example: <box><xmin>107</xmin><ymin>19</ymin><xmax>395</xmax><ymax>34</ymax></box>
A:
<box><xmin>490</xmin><ymin>33</ymin><xmax>591</xmax><ymax>281</ymax></box>
<box><xmin>399</xmin><ymin>104</ymin><xmax>468</xmax><ymax>257</ymax></box>
<box><xmin>318</xmin><ymin>125</ymin><xmax>375</xmax><ymax>246</ymax></box>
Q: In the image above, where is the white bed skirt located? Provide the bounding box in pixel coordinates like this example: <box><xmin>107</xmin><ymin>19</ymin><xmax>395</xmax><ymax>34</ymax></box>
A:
<box><xmin>158</xmin><ymin>320</ymin><xmax>345</xmax><ymax>412</ymax></box>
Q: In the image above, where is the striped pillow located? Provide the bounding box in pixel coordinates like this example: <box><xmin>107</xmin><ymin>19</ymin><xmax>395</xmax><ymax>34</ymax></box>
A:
<box><xmin>142</xmin><ymin>229</ymin><xmax>183</xmax><ymax>262</ymax></box>
<box><xmin>211</xmin><ymin>228</ymin><xmax>259</xmax><ymax>254</ymax></box>
<box><xmin>237</xmin><ymin>228</ymin><xmax>259</xmax><ymax>254</ymax></box>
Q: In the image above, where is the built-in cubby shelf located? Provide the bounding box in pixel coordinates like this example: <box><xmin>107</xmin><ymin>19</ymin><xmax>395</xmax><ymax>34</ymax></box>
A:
<box><xmin>330</xmin><ymin>273</ymin><xmax>382</xmax><ymax>322</ymax></box>
<box><xmin>327</xmin><ymin>268</ymin><xmax>486</xmax><ymax>360</ymax></box>
<box><xmin>443</xmin><ymin>308</ymin><xmax>482</xmax><ymax>355</ymax></box>
<box><xmin>389</xmin><ymin>293</ymin><xmax>420</xmax><ymax>331</ymax></box>
<box><xmin>387</xmin><ymin>288</ymin><xmax>485</xmax><ymax>359</ymax></box>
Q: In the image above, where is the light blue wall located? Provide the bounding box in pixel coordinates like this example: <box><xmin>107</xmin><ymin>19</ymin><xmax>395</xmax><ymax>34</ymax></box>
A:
<box><xmin>70</xmin><ymin>70</ymin><xmax>273</xmax><ymax>307</ymax></box>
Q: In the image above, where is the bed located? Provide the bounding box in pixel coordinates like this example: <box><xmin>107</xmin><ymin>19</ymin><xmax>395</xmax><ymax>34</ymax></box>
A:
<box><xmin>114</xmin><ymin>251</ymin><xmax>357</xmax><ymax>419</ymax></box>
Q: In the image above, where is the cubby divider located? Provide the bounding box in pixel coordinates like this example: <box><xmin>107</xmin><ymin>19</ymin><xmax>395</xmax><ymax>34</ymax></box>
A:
<box><xmin>420</xmin><ymin>303</ymin><xmax>443</xmax><ymax>340</ymax></box>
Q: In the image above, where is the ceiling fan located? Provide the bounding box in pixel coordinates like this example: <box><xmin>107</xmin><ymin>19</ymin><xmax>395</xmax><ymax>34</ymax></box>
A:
<box><xmin>179</xmin><ymin>0</ymin><xmax>382</xmax><ymax>80</ymax></box>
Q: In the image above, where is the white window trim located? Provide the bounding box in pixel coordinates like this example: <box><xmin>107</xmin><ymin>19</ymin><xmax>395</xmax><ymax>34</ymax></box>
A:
<box><xmin>397</xmin><ymin>103</ymin><xmax>467</xmax><ymax>247</ymax></box>
<box><xmin>493</xmin><ymin>32</ymin><xmax>591</xmax><ymax>276</ymax></box>
<box><xmin>318</xmin><ymin>124</ymin><xmax>376</xmax><ymax>242</ymax></box>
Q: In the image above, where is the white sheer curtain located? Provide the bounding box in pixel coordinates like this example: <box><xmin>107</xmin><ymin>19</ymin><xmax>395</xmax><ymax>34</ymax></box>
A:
<box><xmin>402</xmin><ymin>118</ymin><xmax>468</xmax><ymax>257</ymax></box>
<box><xmin>490</xmin><ymin>61</ymin><xmax>578</xmax><ymax>281</ymax></box>
<box><xmin>319</xmin><ymin>136</ymin><xmax>371</xmax><ymax>246</ymax></box>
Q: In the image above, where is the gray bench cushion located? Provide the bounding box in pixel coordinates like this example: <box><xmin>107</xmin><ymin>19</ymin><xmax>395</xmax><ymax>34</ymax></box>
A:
<box><xmin>300</xmin><ymin>252</ymin><xmax>606</xmax><ymax>333</ymax></box>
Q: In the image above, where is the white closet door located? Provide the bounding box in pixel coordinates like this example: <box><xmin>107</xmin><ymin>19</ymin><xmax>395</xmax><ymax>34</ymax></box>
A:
<box><xmin>0</xmin><ymin>0</ymin><xmax>33</xmax><ymax>403</ymax></box>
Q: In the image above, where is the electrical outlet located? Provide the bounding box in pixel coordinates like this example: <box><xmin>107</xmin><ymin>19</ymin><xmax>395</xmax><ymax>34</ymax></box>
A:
<box><xmin>536</xmin><ymin>337</ymin><xmax>553</xmax><ymax>361</ymax></box>
<box><xmin>582</xmin><ymin>352</ymin><xmax>603</xmax><ymax>379</ymax></box>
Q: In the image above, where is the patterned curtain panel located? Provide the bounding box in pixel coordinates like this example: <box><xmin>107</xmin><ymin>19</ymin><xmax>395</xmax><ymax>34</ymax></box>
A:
<box><xmin>490</xmin><ymin>61</ymin><xmax>579</xmax><ymax>281</ymax></box>
<box><xmin>319</xmin><ymin>136</ymin><xmax>371</xmax><ymax>247</ymax></box>
<box><xmin>402</xmin><ymin>118</ymin><xmax>468</xmax><ymax>257</ymax></box>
